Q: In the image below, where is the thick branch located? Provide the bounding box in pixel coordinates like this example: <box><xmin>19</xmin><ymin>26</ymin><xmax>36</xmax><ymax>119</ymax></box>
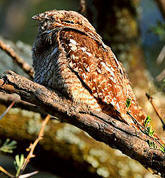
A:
<box><xmin>0</xmin><ymin>71</ymin><xmax>165</xmax><ymax>176</ymax></box>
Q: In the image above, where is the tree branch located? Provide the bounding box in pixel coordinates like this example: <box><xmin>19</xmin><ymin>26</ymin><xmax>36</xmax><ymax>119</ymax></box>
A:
<box><xmin>0</xmin><ymin>71</ymin><xmax>165</xmax><ymax>176</ymax></box>
<box><xmin>0</xmin><ymin>39</ymin><xmax>34</xmax><ymax>78</ymax></box>
<box><xmin>0</xmin><ymin>92</ymin><xmax>43</xmax><ymax>114</ymax></box>
<box><xmin>155</xmin><ymin>0</ymin><xmax>165</xmax><ymax>19</ymax></box>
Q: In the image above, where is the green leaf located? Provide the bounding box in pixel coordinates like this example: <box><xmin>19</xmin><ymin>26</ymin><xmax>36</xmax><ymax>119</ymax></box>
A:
<box><xmin>147</xmin><ymin>140</ymin><xmax>157</xmax><ymax>149</ymax></box>
<box><xmin>150</xmin><ymin>21</ymin><xmax>165</xmax><ymax>41</ymax></box>
<box><xmin>145</xmin><ymin>126</ymin><xmax>154</xmax><ymax>137</ymax></box>
<box><xmin>0</xmin><ymin>139</ymin><xmax>17</xmax><ymax>153</ymax></box>
<box><xmin>126</xmin><ymin>98</ymin><xmax>131</xmax><ymax>108</ymax></box>
<box><xmin>144</xmin><ymin>116</ymin><xmax>151</xmax><ymax>127</ymax></box>
<box><xmin>14</xmin><ymin>154</ymin><xmax>25</xmax><ymax>177</ymax></box>
<box><xmin>160</xmin><ymin>145</ymin><xmax>165</xmax><ymax>153</ymax></box>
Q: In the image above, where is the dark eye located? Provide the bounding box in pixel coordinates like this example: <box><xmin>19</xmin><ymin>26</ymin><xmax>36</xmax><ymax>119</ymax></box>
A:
<box><xmin>62</xmin><ymin>20</ymin><xmax>74</xmax><ymax>24</ymax></box>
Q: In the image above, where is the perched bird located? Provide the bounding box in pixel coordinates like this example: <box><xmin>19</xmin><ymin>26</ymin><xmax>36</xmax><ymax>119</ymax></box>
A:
<box><xmin>32</xmin><ymin>10</ymin><xmax>152</xmax><ymax>130</ymax></box>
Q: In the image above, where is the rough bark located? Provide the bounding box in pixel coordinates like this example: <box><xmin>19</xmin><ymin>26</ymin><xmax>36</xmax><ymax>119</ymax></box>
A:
<box><xmin>0</xmin><ymin>71</ymin><xmax>165</xmax><ymax>177</ymax></box>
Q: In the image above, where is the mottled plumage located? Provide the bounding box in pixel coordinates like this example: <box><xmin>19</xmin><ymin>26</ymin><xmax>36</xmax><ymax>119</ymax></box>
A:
<box><xmin>32</xmin><ymin>10</ymin><xmax>147</xmax><ymax>128</ymax></box>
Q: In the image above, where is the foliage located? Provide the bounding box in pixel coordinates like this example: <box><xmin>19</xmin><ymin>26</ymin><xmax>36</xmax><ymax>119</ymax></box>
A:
<box><xmin>144</xmin><ymin>116</ymin><xmax>151</xmax><ymax>127</ymax></box>
<box><xmin>145</xmin><ymin>126</ymin><xmax>154</xmax><ymax>137</ymax></box>
<box><xmin>0</xmin><ymin>139</ymin><xmax>17</xmax><ymax>153</ymax></box>
<box><xmin>150</xmin><ymin>21</ymin><xmax>165</xmax><ymax>41</ymax></box>
<box><xmin>147</xmin><ymin>140</ymin><xmax>157</xmax><ymax>149</ymax></box>
<box><xmin>126</xmin><ymin>98</ymin><xmax>131</xmax><ymax>108</ymax></box>
<box><xmin>160</xmin><ymin>145</ymin><xmax>165</xmax><ymax>153</ymax></box>
<box><xmin>14</xmin><ymin>154</ymin><xmax>25</xmax><ymax>177</ymax></box>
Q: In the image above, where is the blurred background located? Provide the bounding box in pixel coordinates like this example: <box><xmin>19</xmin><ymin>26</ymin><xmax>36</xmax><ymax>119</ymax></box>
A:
<box><xmin>0</xmin><ymin>0</ymin><xmax>165</xmax><ymax>177</ymax></box>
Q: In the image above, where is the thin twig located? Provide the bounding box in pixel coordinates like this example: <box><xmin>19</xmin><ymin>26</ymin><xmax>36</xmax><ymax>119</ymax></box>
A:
<box><xmin>156</xmin><ymin>69</ymin><xmax>165</xmax><ymax>81</ymax></box>
<box><xmin>0</xmin><ymin>100</ymin><xmax>15</xmax><ymax>120</ymax></box>
<box><xmin>0</xmin><ymin>92</ymin><xmax>43</xmax><ymax>114</ymax></box>
<box><xmin>20</xmin><ymin>114</ymin><xmax>50</xmax><ymax>175</ymax></box>
<box><xmin>156</xmin><ymin>45</ymin><xmax>165</xmax><ymax>65</ymax></box>
<box><xmin>146</xmin><ymin>93</ymin><xmax>165</xmax><ymax>130</ymax></box>
<box><xmin>155</xmin><ymin>0</ymin><xmax>165</xmax><ymax>20</ymax></box>
<box><xmin>79</xmin><ymin>0</ymin><xmax>86</xmax><ymax>14</ymax></box>
<box><xmin>0</xmin><ymin>40</ymin><xmax>34</xmax><ymax>78</ymax></box>
<box><xmin>19</xmin><ymin>171</ymin><xmax>39</xmax><ymax>178</ymax></box>
<box><xmin>0</xmin><ymin>166</ymin><xmax>15</xmax><ymax>178</ymax></box>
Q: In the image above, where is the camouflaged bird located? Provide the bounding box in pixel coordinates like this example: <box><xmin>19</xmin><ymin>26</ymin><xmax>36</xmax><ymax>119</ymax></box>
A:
<box><xmin>32</xmin><ymin>10</ymin><xmax>156</xmax><ymax>131</ymax></box>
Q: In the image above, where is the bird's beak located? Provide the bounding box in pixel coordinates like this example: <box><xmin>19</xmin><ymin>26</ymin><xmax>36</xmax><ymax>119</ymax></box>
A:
<box><xmin>32</xmin><ymin>12</ymin><xmax>47</xmax><ymax>21</ymax></box>
<box><xmin>32</xmin><ymin>14</ymin><xmax>41</xmax><ymax>21</ymax></box>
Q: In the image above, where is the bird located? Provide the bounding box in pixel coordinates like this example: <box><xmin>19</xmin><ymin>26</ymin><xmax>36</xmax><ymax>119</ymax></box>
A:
<box><xmin>31</xmin><ymin>10</ymin><xmax>154</xmax><ymax>131</ymax></box>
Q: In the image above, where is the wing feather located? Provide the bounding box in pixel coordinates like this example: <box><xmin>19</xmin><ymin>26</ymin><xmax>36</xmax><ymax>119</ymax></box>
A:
<box><xmin>59</xmin><ymin>29</ymin><xmax>146</xmax><ymax>124</ymax></box>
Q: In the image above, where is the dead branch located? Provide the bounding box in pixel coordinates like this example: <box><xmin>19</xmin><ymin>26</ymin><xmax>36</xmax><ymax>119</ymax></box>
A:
<box><xmin>155</xmin><ymin>0</ymin><xmax>165</xmax><ymax>19</ymax></box>
<box><xmin>156</xmin><ymin>46</ymin><xmax>165</xmax><ymax>65</ymax></box>
<box><xmin>79</xmin><ymin>0</ymin><xmax>86</xmax><ymax>14</ymax></box>
<box><xmin>156</xmin><ymin>69</ymin><xmax>165</xmax><ymax>82</ymax></box>
<box><xmin>0</xmin><ymin>40</ymin><xmax>34</xmax><ymax>78</ymax></box>
<box><xmin>0</xmin><ymin>100</ymin><xmax>15</xmax><ymax>120</ymax></box>
<box><xmin>20</xmin><ymin>115</ymin><xmax>50</xmax><ymax>176</ymax></box>
<box><xmin>146</xmin><ymin>93</ymin><xmax>165</xmax><ymax>130</ymax></box>
<box><xmin>0</xmin><ymin>166</ymin><xmax>38</xmax><ymax>178</ymax></box>
<box><xmin>0</xmin><ymin>71</ymin><xmax>165</xmax><ymax>176</ymax></box>
<box><xmin>0</xmin><ymin>166</ymin><xmax>15</xmax><ymax>178</ymax></box>
<box><xmin>0</xmin><ymin>92</ymin><xmax>43</xmax><ymax>114</ymax></box>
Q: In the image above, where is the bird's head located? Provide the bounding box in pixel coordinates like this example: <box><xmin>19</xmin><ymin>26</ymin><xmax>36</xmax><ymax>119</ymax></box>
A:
<box><xmin>32</xmin><ymin>10</ymin><xmax>96</xmax><ymax>34</ymax></box>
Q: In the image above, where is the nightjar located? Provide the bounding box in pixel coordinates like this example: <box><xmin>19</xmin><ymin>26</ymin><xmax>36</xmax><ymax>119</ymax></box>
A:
<box><xmin>32</xmin><ymin>10</ymin><xmax>153</xmax><ymax>130</ymax></box>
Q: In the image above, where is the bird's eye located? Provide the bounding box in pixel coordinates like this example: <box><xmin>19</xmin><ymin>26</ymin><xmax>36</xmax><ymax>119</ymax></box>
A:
<box><xmin>61</xmin><ymin>20</ymin><xmax>74</xmax><ymax>24</ymax></box>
